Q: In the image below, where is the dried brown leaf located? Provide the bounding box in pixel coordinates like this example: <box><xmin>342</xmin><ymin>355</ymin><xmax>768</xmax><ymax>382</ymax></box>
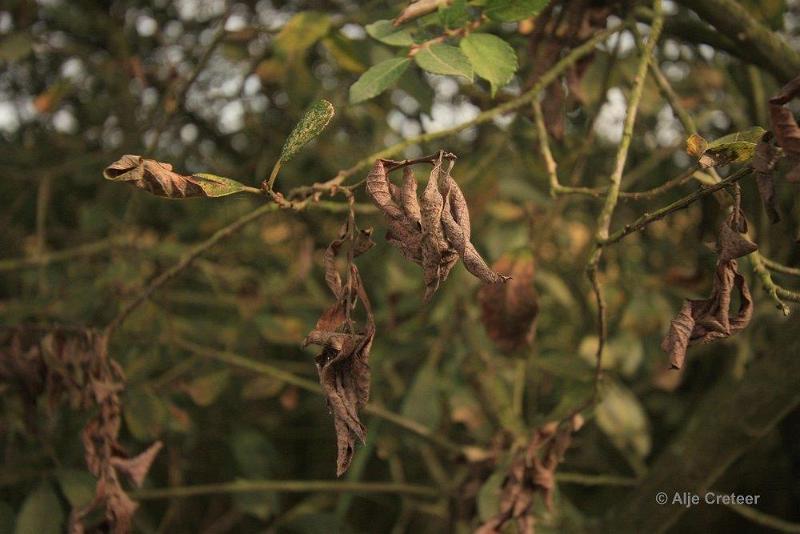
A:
<box><xmin>754</xmin><ymin>132</ymin><xmax>780</xmax><ymax>223</ymax></box>
<box><xmin>478</xmin><ymin>252</ymin><xmax>539</xmax><ymax>352</ymax></box>
<box><xmin>304</xmin><ymin>220</ymin><xmax>375</xmax><ymax>476</ymax></box>
<box><xmin>110</xmin><ymin>441</ymin><xmax>163</xmax><ymax>488</ymax></box>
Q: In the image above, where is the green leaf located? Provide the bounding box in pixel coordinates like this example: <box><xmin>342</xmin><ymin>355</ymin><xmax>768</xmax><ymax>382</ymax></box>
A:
<box><xmin>365</xmin><ymin>20</ymin><xmax>415</xmax><ymax>47</ymax></box>
<box><xmin>414</xmin><ymin>44</ymin><xmax>473</xmax><ymax>80</ymax></box>
<box><xmin>0</xmin><ymin>32</ymin><xmax>33</xmax><ymax>62</ymax></box>
<box><xmin>279</xmin><ymin>100</ymin><xmax>336</xmax><ymax>163</ymax></box>
<box><xmin>190</xmin><ymin>173</ymin><xmax>250</xmax><ymax>197</ymax></box>
<box><xmin>484</xmin><ymin>0</ymin><xmax>550</xmax><ymax>22</ymax></box>
<box><xmin>183</xmin><ymin>369</ymin><xmax>231</xmax><ymax>406</ymax></box>
<box><xmin>401</xmin><ymin>364</ymin><xmax>441</xmax><ymax>429</ymax></box>
<box><xmin>460</xmin><ymin>33</ymin><xmax>518</xmax><ymax>96</ymax></box>
<box><xmin>596</xmin><ymin>380</ymin><xmax>651</xmax><ymax>458</ymax></box>
<box><xmin>275</xmin><ymin>12</ymin><xmax>331</xmax><ymax>56</ymax></box>
<box><xmin>124</xmin><ymin>387</ymin><xmax>167</xmax><ymax>441</ymax></box>
<box><xmin>349</xmin><ymin>57</ymin><xmax>411</xmax><ymax>104</ymax></box>
<box><xmin>57</xmin><ymin>469</ymin><xmax>96</xmax><ymax>509</ymax></box>
<box><xmin>705</xmin><ymin>126</ymin><xmax>766</xmax><ymax>162</ymax></box>
<box><xmin>15</xmin><ymin>483</ymin><xmax>63</xmax><ymax>534</ymax></box>
<box><xmin>438</xmin><ymin>0</ymin><xmax>468</xmax><ymax>29</ymax></box>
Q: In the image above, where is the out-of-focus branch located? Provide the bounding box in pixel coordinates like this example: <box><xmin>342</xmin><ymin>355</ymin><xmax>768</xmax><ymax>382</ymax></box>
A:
<box><xmin>675</xmin><ymin>0</ymin><xmax>800</xmax><ymax>84</ymax></box>
<box><xmin>604</xmin><ymin>331</ymin><xmax>800</xmax><ymax>533</ymax></box>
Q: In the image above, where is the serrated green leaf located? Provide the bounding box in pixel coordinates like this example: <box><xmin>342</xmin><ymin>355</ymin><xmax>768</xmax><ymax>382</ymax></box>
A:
<box><xmin>57</xmin><ymin>469</ymin><xmax>96</xmax><ymax>509</ymax></box>
<box><xmin>349</xmin><ymin>57</ymin><xmax>411</xmax><ymax>104</ymax></box>
<box><xmin>484</xmin><ymin>0</ymin><xmax>550</xmax><ymax>22</ymax></box>
<box><xmin>275</xmin><ymin>12</ymin><xmax>331</xmax><ymax>56</ymax></box>
<box><xmin>460</xmin><ymin>33</ymin><xmax>517</xmax><ymax>96</ymax></box>
<box><xmin>414</xmin><ymin>44</ymin><xmax>473</xmax><ymax>80</ymax></box>
<box><xmin>15</xmin><ymin>483</ymin><xmax>63</xmax><ymax>534</ymax></box>
<box><xmin>365</xmin><ymin>20</ymin><xmax>415</xmax><ymax>47</ymax></box>
<box><xmin>183</xmin><ymin>369</ymin><xmax>231</xmax><ymax>406</ymax></box>
<box><xmin>279</xmin><ymin>99</ymin><xmax>335</xmax><ymax>163</ymax></box>
<box><xmin>190</xmin><ymin>173</ymin><xmax>249</xmax><ymax>197</ymax></box>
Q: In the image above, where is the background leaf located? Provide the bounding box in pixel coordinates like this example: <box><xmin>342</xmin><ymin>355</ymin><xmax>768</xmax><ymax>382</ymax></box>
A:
<box><xmin>349</xmin><ymin>57</ymin><xmax>411</xmax><ymax>104</ymax></box>
<box><xmin>460</xmin><ymin>33</ymin><xmax>518</xmax><ymax>95</ymax></box>
<box><xmin>484</xmin><ymin>0</ymin><xmax>550</xmax><ymax>22</ymax></box>
<box><xmin>414</xmin><ymin>44</ymin><xmax>473</xmax><ymax>80</ymax></box>
<box><xmin>365</xmin><ymin>20</ymin><xmax>415</xmax><ymax>47</ymax></box>
<box><xmin>14</xmin><ymin>483</ymin><xmax>63</xmax><ymax>534</ymax></box>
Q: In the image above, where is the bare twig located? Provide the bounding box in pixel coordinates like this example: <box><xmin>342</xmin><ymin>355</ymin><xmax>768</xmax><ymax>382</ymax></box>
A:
<box><xmin>722</xmin><ymin>499</ymin><xmax>800</xmax><ymax>533</ymax></box>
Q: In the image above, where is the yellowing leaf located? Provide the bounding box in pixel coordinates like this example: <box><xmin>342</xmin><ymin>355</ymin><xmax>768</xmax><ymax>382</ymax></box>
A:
<box><xmin>183</xmin><ymin>369</ymin><xmax>231</xmax><ymax>406</ymax></box>
<box><xmin>685</xmin><ymin>133</ymin><xmax>708</xmax><ymax>158</ymax></box>
<box><xmin>275</xmin><ymin>12</ymin><xmax>331</xmax><ymax>56</ymax></box>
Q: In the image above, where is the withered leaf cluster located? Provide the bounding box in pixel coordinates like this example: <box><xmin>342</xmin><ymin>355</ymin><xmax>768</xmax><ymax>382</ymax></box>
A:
<box><xmin>478</xmin><ymin>251</ymin><xmax>539</xmax><ymax>353</ymax></box>
<box><xmin>661</xmin><ymin>211</ymin><xmax>756</xmax><ymax>369</ymax></box>
<box><xmin>0</xmin><ymin>326</ymin><xmax>162</xmax><ymax>534</ymax></box>
<box><xmin>477</xmin><ymin>415</ymin><xmax>583</xmax><ymax>534</ymax></box>
<box><xmin>303</xmin><ymin>219</ymin><xmax>376</xmax><ymax>476</ymax></box>
<box><xmin>104</xmin><ymin>155</ymin><xmax>246</xmax><ymax>199</ymax></box>
<box><xmin>367</xmin><ymin>151</ymin><xmax>508</xmax><ymax>301</ymax></box>
<box><xmin>528</xmin><ymin>1</ymin><xmax>616</xmax><ymax>140</ymax></box>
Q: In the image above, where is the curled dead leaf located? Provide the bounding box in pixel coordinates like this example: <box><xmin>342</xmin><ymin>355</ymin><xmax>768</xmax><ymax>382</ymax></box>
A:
<box><xmin>304</xmin><ymin>219</ymin><xmax>376</xmax><ymax>476</ymax></box>
<box><xmin>104</xmin><ymin>155</ymin><xmax>248</xmax><ymax>198</ymax></box>
<box><xmin>661</xmin><ymin>213</ymin><xmax>754</xmax><ymax>369</ymax></box>
<box><xmin>366</xmin><ymin>151</ymin><xmax>509</xmax><ymax>301</ymax></box>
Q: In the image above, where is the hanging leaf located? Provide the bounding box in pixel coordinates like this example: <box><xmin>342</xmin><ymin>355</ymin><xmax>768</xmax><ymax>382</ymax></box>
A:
<box><xmin>484</xmin><ymin>0</ymin><xmax>550</xmax><ymax>22</ymax></box>
<box><xmin>279</xmin><ymin>99</ymin><xmax>335</xmax><ymax>163</ymax></box>
<box><xmin>754</xmin><ymin>132</ymin><xmax>780</xmax><ymax>222</ymax></box>
<box><xmin>349</xmin><ymin>57</ymin><xmax>411</xmax><ymax>104</ymax></box>
<box><xmin>274</xmin><ymin>12</ymin><xmax>331</xmax><ymax>57</ymax></box>
<box><xmin>478</xmin><ymin>250</ymin><xmax>539</xmax><ymax>353</ymax></box>
<box><xmin>460</xmin><ymin>33</ymin><xmax>518</xmax><ymax>96</ymax></box>
<box><xmin>769</xmin><ymin>73</ymin><xmax>800</xmax><ymax>181</ymax></box>
<box><xmin>104</xmin><ymin>155</ymin><xmax>249</xmax><ymax>199</ymax></box>
<box><xmin>15</xmin><ymin>482</ymin><xmax>64</xmax><ymax>534</ymax></box>
<box><xmin>414</xmin><ymin>44</ymin><xmax>473</xmax><ymax>80</ymax></box>
<box><xmin>661</xmin><ymin>213</ymin><xmax>754</xmax><ymax>369</ymax></box>
<box><xmin>365</xmin><ymin>20</ymin><xmax>415</xmax><ymax>46</ymax></box>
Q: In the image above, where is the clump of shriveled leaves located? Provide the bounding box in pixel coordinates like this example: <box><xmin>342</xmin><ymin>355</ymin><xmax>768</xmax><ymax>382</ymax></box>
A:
<box><xmin>303</xmin><ymin>218</ymin><xmax>376</xmax><ymax>476</ymax></box>
<box><xmin>104</xmin><ymin>155</ymin><xmax>249</xmax><ymax>199</ymax></box>
<box><xmin>0</xmin><ymin>326</ymin><xmax>162</xmax><ymax>533</ymax></box>
<box><xmin>661</xmin><ymin>210</ymin><xmax>756</xmax><ymax>369</ymax></box>
<box><xmin>478</xmin><ymin>250</ymin><xmax>539</xmax><ymax>353</ymax></box>
<box><xmin>366</xmin><ymin>150</ymin><xmax>509</xmax><ymax>301</ymax></box>
<box><xmin>477</xmin><ymin>415</ymin><xmax>583</xmax><ymax>534</ymax></box>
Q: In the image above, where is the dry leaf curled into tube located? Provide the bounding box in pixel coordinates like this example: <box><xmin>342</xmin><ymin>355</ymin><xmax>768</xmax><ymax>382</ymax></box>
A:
<box><xmin>104</xmin><ymin>155</ymin><xmax>248</xmax><ymax>198</ymax></box>
<box><xmin>366</xmin><ymin>151</ymin><xmax>508</xmax><ymax>301</ymax></box>
<box><xmin>303</xmin><ymin>220</ymin><xmax>375</xmax><ymax>476</ymax></box>
<box><xmin>478</xmin><ymin>251</ymin><xmax>539</xmax><ymax>353</ymax></box>
<box><xmin>477</xmin><ymin>416</ymin><xmax>583</xmax><ymax>534</ymax></box>
<box><xmin>769</xmin><ymin>73</ymin><xmax>800</xmax><ymax>182</ymax></box>
<box><xmin>661</xmin><ymin>212</ymin><xmax>755</xmax><ymax>369</ymax></box>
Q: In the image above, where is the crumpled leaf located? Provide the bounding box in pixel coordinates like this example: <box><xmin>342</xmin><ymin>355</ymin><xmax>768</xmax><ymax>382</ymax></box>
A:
<box><xmin>478</xmin><ymin>250</ymin><xmax>539</xmax><ymax>353</ymax></box>
<box><xmin>304</xmin><ymin>219</ymin><xmax>375</xmax><ymax>476</ymax></box>
<box><xmin>770</xmin><ymin>73</ymin><xmax>800</xmax><ymax>181</ymax></box>
<box><xmin>477</xmin><ymin>415</ymin><xmax>583</xmax><ymax>534</ymax></box>
<box><xmin>661</xmin><ymin>213</ymin><xmax>755</xmax><ymax>369</ymax></box>
<box><xmin>104</xmin><ymin>155</ymin><xmax>248</xmax><ymax>199</ymax></box>
<box><xmin>366</xmin><ymin>151</ymin><xmax>508</xmax><ymax>301</ymax></box>
<box><xmin>753</xmin><ymin>131</ymin><xmax>780</xmax><ymax>223</ymax></box>
<box><xmin>279</xmin><ymin>100</ymin><xmax>335</xmax><ymax>163</ymax></box>
<box><xmin>109</xmin><ymin>441</ymin><xmax>163</xmax><ymax>488</ymax></box>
